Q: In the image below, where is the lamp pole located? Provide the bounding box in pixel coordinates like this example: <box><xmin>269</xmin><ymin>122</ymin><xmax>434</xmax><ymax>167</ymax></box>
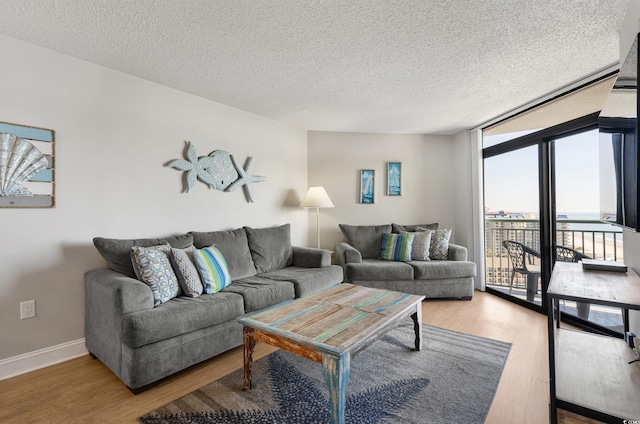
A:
<box><xmin>315</xmin><ymin>207</ymin><xmax>321</xmax><ymax>249</ymax></box>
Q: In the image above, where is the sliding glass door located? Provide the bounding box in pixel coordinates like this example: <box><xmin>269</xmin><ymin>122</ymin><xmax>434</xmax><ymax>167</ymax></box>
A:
<box><xmin>552</xmin><ymin>129</ymin><xmax>624</xmax><ymax>332</ymax></box>
<box><xmin>482</xmin><ymin>113</ymin><xmax>599</xmax><ymax>314</ymax></box>
<box><xmin>483</xmin><ymin>114</ymin><xmax>625</xmax><ymax>334</ymax></box>
<box><xmin>484</xmin><ymin>144</ymin><xmax>543</xmax><ymax>307</ymax></box>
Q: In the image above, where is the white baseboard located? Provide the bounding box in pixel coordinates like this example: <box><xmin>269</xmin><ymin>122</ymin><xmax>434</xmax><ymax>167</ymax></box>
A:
<box><xmin>0</xmin><ymin>338</ymin><xmax>88</xmax><ymax>381</ymax></box>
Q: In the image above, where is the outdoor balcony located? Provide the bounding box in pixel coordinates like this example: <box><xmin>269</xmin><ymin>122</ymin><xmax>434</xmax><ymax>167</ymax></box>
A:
<box><xmin>485</xmin><ymin>217</ymin><xmax>624</xmax><ymax>333</ymax></box>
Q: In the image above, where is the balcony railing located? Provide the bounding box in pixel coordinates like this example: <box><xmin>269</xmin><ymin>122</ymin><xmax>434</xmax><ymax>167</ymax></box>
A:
<box><xmin>485</xmin><ymin>218</ymin><xmax>624</xmax><ymax>290</ymax></box>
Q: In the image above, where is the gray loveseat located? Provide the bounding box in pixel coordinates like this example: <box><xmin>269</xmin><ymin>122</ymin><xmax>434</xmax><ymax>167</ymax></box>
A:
<box><xmin>335</xmin><ymin>223</ymin><xmax>476</xmax><ymax>300</ymax></box>
<box><xmin>85</xmin><ymin>224</ymin><xmax>343</xmax><ymax>393</ymax></box>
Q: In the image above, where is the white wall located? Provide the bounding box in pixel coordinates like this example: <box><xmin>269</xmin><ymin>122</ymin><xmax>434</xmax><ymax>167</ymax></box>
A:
<box><xmin>451</xmin><ymin>129</ymin><xmax>486</xmax><ymax>290</ymax></box>
<box><xmin>0</xmin><ymin>35</ymin><xmax>309</xmax><ymax>361</ymax></box>
<box><xmin>307</xmin><ymin>131</ymin><xmax>461</xmax><ymax>251</ymax></box>
<box><xmin>451</xmin><ymin>130</ymin><xmax>473</xmax><ymax>258</ymax></box>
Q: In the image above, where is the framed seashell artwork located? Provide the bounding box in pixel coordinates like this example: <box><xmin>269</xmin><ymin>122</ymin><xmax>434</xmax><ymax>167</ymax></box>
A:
<box><xmin>0</xmin><ymin>121</ymin><xmax>55</xmax><ymax>208</ymax></box>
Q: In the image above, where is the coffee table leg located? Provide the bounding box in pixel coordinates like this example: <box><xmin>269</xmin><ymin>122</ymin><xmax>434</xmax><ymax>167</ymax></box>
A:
<box><xmin>322</xmin><ymin>353</ymin><xmax>350</xmax><ymax>424</ymax></box>
<box><xmin>411</xmin><ymin>304</ymin><xmax>422</xmax><ymax>351</ymax></box>
<box><xmin>243</xmin><ymin>327</ymin><xmax>255</xmax><ymax>390</ymax></box>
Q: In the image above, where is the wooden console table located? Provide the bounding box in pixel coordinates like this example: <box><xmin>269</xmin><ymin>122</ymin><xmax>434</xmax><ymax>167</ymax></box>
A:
<box><xmin>547</xmin><ymin>262</ymin><xmax>640</xmax><ymax>423</ymax></box>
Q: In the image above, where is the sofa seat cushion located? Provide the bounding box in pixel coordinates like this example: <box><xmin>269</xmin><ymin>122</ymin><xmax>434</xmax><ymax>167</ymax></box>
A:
<box><xmin>190</xmin><ymin>228</ymin><xmax>257</xmax><ymax>280</ymax></box>
<box><xmin>222</xmin><ymin>276</ymin><xmax>295</xmax><ymax>313</ymax></box>
<box><xmin>121</xmin><ymin>292</ymin><xmax>244</xmax><ymax>349</ymax></box>
<box><xmin>346</xmin><ymin>259</ymin><xmax>414</xmax><ymax>281</ymax></box>
<box><xmin>259</xmin><ymin>265</ymin><xmax>343</xmax><ymax>297</ymax></box>
<box><xmin>409</xmin><ymin>260</ymin><xmax>476</xmax><ymax>280</ymax></box>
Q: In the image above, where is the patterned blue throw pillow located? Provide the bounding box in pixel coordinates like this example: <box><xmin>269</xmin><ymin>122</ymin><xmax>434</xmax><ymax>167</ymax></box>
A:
<box><xmin>379</xmin><ymin>233</ymin><xmax>414</xmax><ymax>262</ymax></box>
<box><xmin>131</xmin><ymin>243</ymin><xmax>180</xmax><ymax>306</ymax></box>
<box><xmin>194</xmin><ymin>245</ymin><xmax>232</xmax><ymax>294</ymax></box>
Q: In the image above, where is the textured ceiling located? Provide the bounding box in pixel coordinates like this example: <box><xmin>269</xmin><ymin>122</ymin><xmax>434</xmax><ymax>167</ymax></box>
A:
<box><xmin>0</xmin><ymin>1</ymin><xmax>631</xmax><ymax>134</ymax></box>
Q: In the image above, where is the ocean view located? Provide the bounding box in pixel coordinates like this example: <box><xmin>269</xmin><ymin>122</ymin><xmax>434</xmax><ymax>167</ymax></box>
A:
<box><xmin>485</xmin><ymin>210</ymin><xmax>624</xmax><ymax>261</ymax></box>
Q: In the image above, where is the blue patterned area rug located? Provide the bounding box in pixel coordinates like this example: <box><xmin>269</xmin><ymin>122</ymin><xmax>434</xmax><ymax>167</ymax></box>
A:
<box><xmin>139</xmin><ymin>323</ymin><xmax>511</xmax><ymax>424</ymax></box>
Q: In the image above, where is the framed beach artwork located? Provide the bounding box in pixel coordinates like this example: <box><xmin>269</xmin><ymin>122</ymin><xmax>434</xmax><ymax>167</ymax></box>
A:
<box><xmin>387</xmin><ymin>162</ymin><xmax>401</xmax><ymax>196</ymax></box>
<box><xmin>0</xmin><ymin>121</ymin><xmax>55</xmax><ymax>208</ymax></box>
<box><xmin>359</xmin><ymin>169</ymin><xmax>375</xmax><ymax>204</ymax></box>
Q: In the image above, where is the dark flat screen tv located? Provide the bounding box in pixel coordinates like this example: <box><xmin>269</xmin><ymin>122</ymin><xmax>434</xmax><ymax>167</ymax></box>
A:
<box><xmin>599</xmin><ymin>33</ymin><xmax>640</xmax><ymax>231</ymax></box>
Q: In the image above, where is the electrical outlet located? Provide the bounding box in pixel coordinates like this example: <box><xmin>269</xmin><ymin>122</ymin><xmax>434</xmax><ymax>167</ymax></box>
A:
<box><xmin>20</xmin><ymin>300</ymin><xmax>36</xmax><ymax>319</ymax></box>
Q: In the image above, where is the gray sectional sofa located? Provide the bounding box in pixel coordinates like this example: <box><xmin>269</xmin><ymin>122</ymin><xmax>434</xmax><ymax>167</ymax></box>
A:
<box><xmin>85</xmin><ymin>224</ymin><xmax>343</xmax><ymax>393</ymax></box>
<box><xmin>335</xmin><ymin>223</ymin><xmax>476</xmax><ymax>300</ymax></box>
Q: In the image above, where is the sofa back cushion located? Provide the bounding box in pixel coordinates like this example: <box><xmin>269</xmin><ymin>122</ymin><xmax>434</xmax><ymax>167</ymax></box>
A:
<box><xmin>244</xmin><ymin>224</ymin><xmax>293</xmax><ymax>273</ymax></box>
<box><xmin>190</xmin><ymin>228</ymin><xmax>257</xmax><ymax>280</ymax></box>
<box><xmin>391</xmin><ymin>223</ymin><xmax>439</xmax><ymax>233</ymax></box>
<box><xmin>339</xmin><ymin>224</ymin><xmax>392</xmax><ymax>259</ymax></box>
<box><xmin>93</xmin><ymin>233</ymin><xmax>193</xmax><ymax>278</ymax></box>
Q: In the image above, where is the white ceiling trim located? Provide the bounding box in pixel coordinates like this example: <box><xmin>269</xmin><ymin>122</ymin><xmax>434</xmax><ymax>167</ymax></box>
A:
<box><xmin>474</xmin><ymin>63</ymin><xmax>620</xmax><ymax>134</ymax></box>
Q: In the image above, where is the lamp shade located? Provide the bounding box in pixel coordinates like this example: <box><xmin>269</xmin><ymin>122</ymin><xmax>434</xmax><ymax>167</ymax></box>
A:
<box><xmin>300</xmin><ymin>186</ymin><xmax>334</xmax><ymax>208</ymax></box>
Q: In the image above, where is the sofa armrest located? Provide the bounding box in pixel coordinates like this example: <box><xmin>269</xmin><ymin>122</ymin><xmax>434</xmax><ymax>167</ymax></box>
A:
<box><xmin>85</xmin><ymin>269</ymin><xmax>154</xmax><ymax>315</ymax></box>
<box><xmin>334</xmin><ymin>242</ymin><xmax>362</xmax><ymax>267</ymax></box>
<box><xmin>84</xmin><ymin>269</ymin><xmax>154</xmax><ymax>378</ymax></box>
<box><xmin>447</xmin><ymin>244</ymin><xmax>468</xmax><ymax>261</ymax></box>
<box><xmin>292</xmin><ymin>246</ymin><xmax>332</xmax><ymax>267</ymax></box>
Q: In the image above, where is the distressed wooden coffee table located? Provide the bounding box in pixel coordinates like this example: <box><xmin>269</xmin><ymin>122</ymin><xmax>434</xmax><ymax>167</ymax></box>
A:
<box><xmin>239</xmin><ymin>283</ymin><xmax>424</xmax><ymax>424</ymax></box>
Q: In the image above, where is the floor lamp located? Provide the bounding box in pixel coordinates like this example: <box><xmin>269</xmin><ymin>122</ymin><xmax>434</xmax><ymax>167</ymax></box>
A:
<box><xmin>300</xmin><ymin>186</ymin><xmax>334</xmax><ymax>248</ymax></box>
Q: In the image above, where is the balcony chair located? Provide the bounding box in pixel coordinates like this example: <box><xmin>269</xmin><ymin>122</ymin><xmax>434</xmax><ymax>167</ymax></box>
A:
<box><xmin>502</xmin><ymin>240</ymin><xmax>592</xmax><ymax>318</ymax></box>
<box><xmin>502</xmin><ymin>240</ymin><xmax>541</xmax><ymax>301</ymax></box>
<box><xmin>555</xmin><ymin>245</ymin><xmax>590</xmax><ymax>263</ymax></box>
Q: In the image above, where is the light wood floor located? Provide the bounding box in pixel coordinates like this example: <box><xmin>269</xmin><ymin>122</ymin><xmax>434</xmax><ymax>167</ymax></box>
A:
<box><xmin>0</xmin><ymin>291</ymin><xmax>600</xmax><ymax>424</ymax></box>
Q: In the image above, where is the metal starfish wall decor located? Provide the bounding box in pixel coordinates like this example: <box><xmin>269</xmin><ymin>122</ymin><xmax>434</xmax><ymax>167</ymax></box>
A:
<box><xmin>168</xmin><ymin>141</ymin><xmax>266</xmax><ymax>203</ymax></box>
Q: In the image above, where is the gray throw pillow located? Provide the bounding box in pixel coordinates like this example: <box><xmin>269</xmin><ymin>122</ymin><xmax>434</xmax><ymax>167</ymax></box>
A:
<box><xmin>244</xmin><ymin>224</ymin><xmax>293</xmax><ymax>274</ymax></box>
<box><xmin>339</xmin><ymin>224</ymin><xmax>392</xmax><ymax>259</ymax></box>
<box><xmin>93</xmin><ymin>233</ymin><xmax>193</xmax><ymax>278</ymax></box>
<box><xmin>430</xmin><ymin>228</ymin><xmax>452</xmax><ymax>260</ymax></box>
<box><xmin>391</xmin><ymin>223</ymin><xmax>439</xmax><ymax>233</ymax></box>
<box><xmin>169</xmin><ymin>245</ymin><xmax>203</xmax><ymax>297</ymax></box>
<box><xmin>189</xmin><ymin>228</ymin><xmax>257</xmax><ymax>280</ymax></box>
<box><xmin>401</xmin><ymin>228</ymin><xmax>432</xmax><ymax>261</ymax></box>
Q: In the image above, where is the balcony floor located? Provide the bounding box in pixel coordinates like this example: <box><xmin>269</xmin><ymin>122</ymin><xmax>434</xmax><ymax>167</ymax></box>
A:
<box><xmin>487</xmin><ymin>284</ymin><xmax>624</xmax><ymax>333</ymax></box>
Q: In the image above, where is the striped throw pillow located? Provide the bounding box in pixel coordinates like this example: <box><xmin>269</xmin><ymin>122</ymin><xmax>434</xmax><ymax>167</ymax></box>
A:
<box><xmin>194</xmin><ymin>245</ymin><xmax>232</xmax><ymax>294</ymax></box>
<box><xmin>379</xmin><ymin>232</ymin><xmax>414</xmax><ymax>262</ymax></box>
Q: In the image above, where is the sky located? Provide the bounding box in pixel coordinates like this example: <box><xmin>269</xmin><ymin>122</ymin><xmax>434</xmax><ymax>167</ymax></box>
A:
<box><xmin>483</xmin><ymin>129</ymin><xmax>600</xmax><ymax>215</ymax></box>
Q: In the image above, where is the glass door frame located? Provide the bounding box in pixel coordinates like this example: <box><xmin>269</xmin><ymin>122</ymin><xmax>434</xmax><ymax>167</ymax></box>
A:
<box><xmin>483</xmin><ymin>112</ymin><xmax>600</xmax><ymax>315</ymax></box>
